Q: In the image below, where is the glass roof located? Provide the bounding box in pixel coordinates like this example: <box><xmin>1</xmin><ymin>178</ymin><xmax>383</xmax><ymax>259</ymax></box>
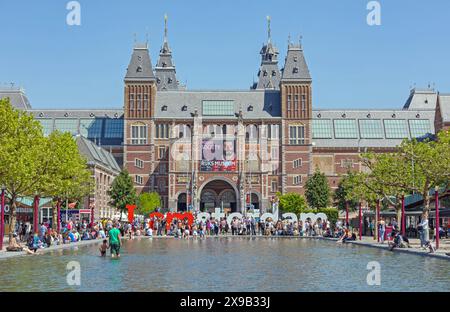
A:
<box><xmin>359</xmin><ymin>119</ymin><xmax>384</xmax><ymax>139</ymax></box>
<box><xmin>384</xmin><ymin>120</ymin><xmax>409</xmax><ymax>139</ymax></box>
<box><xmin>334</xmin><ymin>119</ymin><xmax>358</xmax><ymax>139</ymax></box>
<box><xmin>312</xmin><ymin>119</ymin><xmax>333</xmax><ymax>139</ymax></box>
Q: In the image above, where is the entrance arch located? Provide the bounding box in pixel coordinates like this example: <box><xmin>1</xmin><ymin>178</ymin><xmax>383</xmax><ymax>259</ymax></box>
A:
<box><xmin>198</xmin><ymin>178</ymin><xmax>239</xmax><ymax>213</ymax></box>
<box><xmin>177</xmin><ymin>193</ymin><xmax>187</xmax><ymax>211</ymax></box>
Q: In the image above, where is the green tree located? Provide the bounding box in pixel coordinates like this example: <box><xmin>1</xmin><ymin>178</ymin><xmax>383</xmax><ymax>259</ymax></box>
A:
<box><xmin>108</xmin><ymin>169</ymin><xmax>137</xmax><ymax>220</ymax></box>
<box><xmin>137</xmin><ymin>192</ymin><xmax>161</xmax><ymax>215</ymax></box>
<box><xmin>305</xmin><ymin>169</ymin><xmax>331</xmax><ymax>209</ymax></box>
<box><xmin>41</xmin><ymin>131</ymin><xmax>93</xmax><ymax>229</ymax></box>
<box><xmin>0</xmin><ymin>99</ymin><xmax>48</xmax><ymax>235</ymax></box>
<box><xmin>333</xmin><ymin>175</ymin><xmax>359</xmax><ymax>213</ymax></box>
<box><xmin>277</xmin><ymin>192</ymin><xmax>308</xmax><ymax>215</ymax></box>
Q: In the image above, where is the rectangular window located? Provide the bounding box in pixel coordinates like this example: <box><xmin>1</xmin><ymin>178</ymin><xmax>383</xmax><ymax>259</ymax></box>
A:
<box><xmin>334</xmin><ymin>119</ymin><xmax>358</xmax><ymax>139</ymax></box>
<box><xmin>312</xmin><ymin>119</ymin><xmax>333</xmax><ymax>139</ymax></box>
<box><xmin>293</xmin><ymin>158</ymin><xmax>302</xmax><ymax>169</ymax></box>
<box><xmin>287</xmin><ymin>95</ymin><xmax>292</xmax><ymax>111</ymax></box>
<box><xmin>129</xmin><ymin>94</ymin><xmax>135</xmax><ymax>110</ymax></box>
<box><xmin>289</xmin><ymin>125</ymin><xmax>305</xmax><ymax>145</ymax></box>
<box><xmin>131</xmin><ymin>124</ymin><xmax>147</xmax><ymax>145</ymax></box>
<box><xmin>271</xmin><ymin>146</ymin><xmax>279</xmax><ymax>160</ymax></box>
<box><xmin>155</xmin><ymin>124</ymin><xmax>169</xmax><ymax>139</ymax></box>
<box><xmin>143</xmin><ymin>94</ymin><xmax>148</xmax><ymax>108</ymax></box>
<box><xmin>301</xmin><ymin>94</ymin><xmax>307</xmax><ymax>115</ymax></box>
<box><xmin>135</xmin><ymin>158</ymin><xmax>144</xmax><ymax>169</ymax></box>
<box><xmin>38</xmin><ymin>119</ymin><xmax>54</xmax><ymax>137</ymax></box>
<box><xmin>158</xmin><ymin>146</ymin><xmax>166</xmax><ymax>160</ymax></box>
<box><xmin>202</xmin><ymin>100</ymin><xmax>234</xmax><ymax>116</ymax></box>
<box><xmin>135</xmin><ymin>175</ymin><xmax>143</xmax><ymax>185</ymax></box>
<box><xmin>54</xmin><ymin>119</ymin><xmax>79</xmax><ymax>135</ymax></box>
<box><xmin>359</xmin><ymin>119</ymin><xmax>383</xmax><ymax>139</ymax></box>
<box><xmin>384</xmin><ymin>120</ymin><xmax>408</xmax><ymax>139</ymax></box>
<box><xmin>268</xmin><ymin>124</ymin><xmax>279</xmax><ymax>140</ymax></box>
<box><xmin>409</xmin><ymin>119</ymin><xmax>431</xmax><ymax>138</ymax></box>
<box><xmin>136</xmin><ymin>94</ymin><xmax>142</xmax><ymax>110</ymax></box>
<box><xmin>80</xmin><ymin>119</ymin><xmax>103</xmax><ymax>139</ymax></box>
<box><xmin>104</xmin><ymin>119</ymin><xmax>124</xmax><ymax>139</ymax></box>
<box><xmin>271</xmin><ymin>181</ymin><xmax>278</xmax><ymax>193</ymax></box>
<box><xmin>293</xmin><ymin>175</ymin><xmax>302</xmax><ymax>185</ymax></box>
<box><xmin>294</xmin><ymin>95</ymin><xmax>299</xmax><ymax>111</ymax></box>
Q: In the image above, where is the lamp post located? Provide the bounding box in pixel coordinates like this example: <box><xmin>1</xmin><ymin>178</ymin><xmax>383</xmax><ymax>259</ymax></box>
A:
<box><xmin>435</xmin><ymin>186</ymin><xmax>440</xmax><ymax>250</ymax></box>
<box><xmin>401</xmin><ymin>194</ymin><xmax>406</xmax><ymax>236</ymax></box>
<box><xmin>359</xmin><ymin>202</ymin><xmax>362</xmax><ymax>241</ymax></box>
<box><xmin>0</xmin><ymin>185</ymin><xmax>5</xmax><ymax>251</ymax></box>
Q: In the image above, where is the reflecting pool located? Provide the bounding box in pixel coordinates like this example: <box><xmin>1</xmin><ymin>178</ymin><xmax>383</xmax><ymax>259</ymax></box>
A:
<box><xmin>0</xmin><ymin>238</ymin><xmax>449</xmax><ymax>292</ymax></box>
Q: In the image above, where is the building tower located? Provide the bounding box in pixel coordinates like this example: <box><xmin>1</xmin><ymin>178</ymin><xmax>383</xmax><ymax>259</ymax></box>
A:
<box><xmin>123</xmin><ymin>42</ymin><xmax>157</xmax><ymax>193</ymax></box>
<box><xmin>280</xmin><ymin>38</ymin><xmax>313</xmax><ymax>194</ymax></box>
<box><xmin>253</xmin><ymin>16</ymin><xmax>281</xmax><ymax>90</ymax></box>
<box><xmin>155</xmin><ymin>14</ymin><xmax>180</xmax><ymax>91</ymax></box>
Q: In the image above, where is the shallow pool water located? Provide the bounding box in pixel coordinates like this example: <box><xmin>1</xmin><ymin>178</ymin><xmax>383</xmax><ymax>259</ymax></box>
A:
<box><xmin>0</xmin><ymin>237</ymin><xmax>448</xmax><ymax>292</ymax></box>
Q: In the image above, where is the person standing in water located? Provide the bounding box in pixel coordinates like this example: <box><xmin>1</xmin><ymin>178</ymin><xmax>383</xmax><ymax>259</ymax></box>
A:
<box><xmin>109</xmin><ymin>223</ymin><xmax>121</xmax><ymax>258</ymax></box>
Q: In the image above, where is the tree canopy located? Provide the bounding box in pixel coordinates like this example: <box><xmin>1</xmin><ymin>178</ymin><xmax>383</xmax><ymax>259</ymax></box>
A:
<box><xmin>108</xmin><ymin>169</ymin><xmax>137</xmax><ymax>218</ymax></box>
<box><xmin>277</xmin><ymin>192</ymin><xmax>307</xmax><ymax>215</ymax></box>
<box><xmin>305</xmin><ymin>169</ymin><xmax>331</xmax><ymax>210</ymax></box>
<box><xmin>0</xmin><ymin>98</ymin><xmax>92</xmax><ymax>233</ymax></box>
<box><xmin>137</xmin><ymin>192</ymin><xmax>161</xmax><ymax>215</ymax></box>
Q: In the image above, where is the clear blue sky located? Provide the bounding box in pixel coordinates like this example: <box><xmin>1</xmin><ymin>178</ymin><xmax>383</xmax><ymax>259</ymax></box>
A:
<box><xmin>1</xmin><ymin>0</ymin><xmax>449</xmax><ymax>109</ymax></box>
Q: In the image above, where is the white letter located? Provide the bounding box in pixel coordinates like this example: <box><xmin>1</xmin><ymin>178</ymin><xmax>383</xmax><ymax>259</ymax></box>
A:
<box><xmin>66</xmin><ymin>1</ymin><xmax>81</xmax><ymax>26</ymax></box>
<box><xmin>367</xmin><ymin>1</ymin><xmax>381</xmax><ymax>26</ymax></box>
<box><xmin>66</xmin><ymin>261</ymin><xmax>81</xmax><ymax>286</ymax></box>
<box><xmin>366</xmin><ymin>261</ymin><xmax>381</xmax><ymax>286</ymax></box>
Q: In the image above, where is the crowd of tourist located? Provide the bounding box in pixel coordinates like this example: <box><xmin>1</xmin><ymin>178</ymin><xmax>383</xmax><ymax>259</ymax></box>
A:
<box><xmin>4</xmin><ymin>214</ymin><xmax>448</xmax><ymax>256</ymax></box>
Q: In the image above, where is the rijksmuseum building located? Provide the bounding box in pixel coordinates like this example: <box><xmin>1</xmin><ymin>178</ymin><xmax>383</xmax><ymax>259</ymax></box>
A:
<box><xmin>2</xmin><ymin>20</ymin><xmax>450</xmax><ymax>214</ymax></box>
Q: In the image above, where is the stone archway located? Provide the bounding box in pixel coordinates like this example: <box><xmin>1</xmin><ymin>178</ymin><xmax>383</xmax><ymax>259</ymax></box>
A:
<box><xmin>177</xmin><ymin>193</ymin><xmax>187</xmax><ymax>212</ymax></box>
<box><xmin>198</xmin><ymin>178</ymin><xmax>239</xmax><ymax>213</ymax></box>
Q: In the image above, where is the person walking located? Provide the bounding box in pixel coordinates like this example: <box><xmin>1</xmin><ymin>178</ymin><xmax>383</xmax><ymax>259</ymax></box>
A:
<box><xmin>378</xmin><ymin>218</ymin><xmax>386</xmax><ymax>244</ymax></box>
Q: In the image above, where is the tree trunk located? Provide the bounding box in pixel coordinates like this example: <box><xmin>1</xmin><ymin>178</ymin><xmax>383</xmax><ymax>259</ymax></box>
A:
<box><xmin>423</xmin><ymin>192</ymin><xmax>430</xmax><ymax>220</ymax></box>
<box><xmin>396</xmin><ymin>206</ymin><xmax>402</xmax><ymax>231</ymax></box>
<box><xmin>9</xmin><ymin>197</ymin><xmax>17</xmax><ymax>240</ymax></box>
<box><xmin>52</xmin><ymin>199</ymin><xmax>58</xmax><ymax>231</ymax></box>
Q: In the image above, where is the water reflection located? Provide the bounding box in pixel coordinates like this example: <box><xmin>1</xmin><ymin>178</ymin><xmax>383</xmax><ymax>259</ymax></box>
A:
<box><xmin>0</xmin><ymin>238</ymin><xmax>448</xmax><ymax>292</ymax></box>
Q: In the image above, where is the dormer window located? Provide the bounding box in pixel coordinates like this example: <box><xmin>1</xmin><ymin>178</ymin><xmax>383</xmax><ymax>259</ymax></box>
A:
<box><xmin>182</xmin><ymin>105</ymin><xmax>187</xmax><ymax>111</ymax></box>
<box><xmin>392</xmin><ymin>114</ymin><xmax>396</xmax><ymax>118</ymax></box>
<box><xmin>416</xmin><ymin>114</ymin><xmax>421</xmax><ymax>118</ymax></box>
<box><xmin>263</xmin><ymin>70</ymin><xmax>268</xmax><ymax>77</ymax></box>
<box><xmin>156</xmin><ymin>78</ymin><xmax>161</xmax><ymax>84</ymax></box>
<box><xmin>341</xmin><ymin>113</ymin><xmax>346</xmax><ymax>118</ymax></box>
<box><xmin>367</xmin><ymin>114</ymin><xmax>371</xmax><ymax>118</ymax></box>
<box><xmin>162</xmin><ymin>62</ymin><xmax>167</xmax><ymax>67</ymax></box>
<box><xmin>293</xmin><ymin>56</ymin><xmax>298</xmax><ymax>62</ymax></box>
<box><xmin>248</xmin><ymin>105</ymin><xmax>254</xmax><ymax>112</ymax></box>
<box><xmin>137</xmin><ymin>66</ymin><xmax>143</xmax><ymax>73</ymax></box>
<box><xmin>271</xmin><ymin>70</ymin><xmax>276</xmax><ymax>76</ymax></box>
<box><xmin>168</xmin><ymin>78</ymin><xmax>173</xmax><ymax>84</ymax></box>
<box><xmin>293</xmin><ymin>67</ymin><xmax>299</xmax><ymax>74</ymax></box>
<box><xmin>162</xmin><ymin>105</ymin><xmax>168</xmax><ymax>111</ymax></box>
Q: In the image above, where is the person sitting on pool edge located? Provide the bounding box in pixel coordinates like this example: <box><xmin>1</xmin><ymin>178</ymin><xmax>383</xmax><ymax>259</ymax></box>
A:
<box><xmin>108</xmin><ymin>223</ymin><xmax>121</xmax><ymax>258</ymax></box>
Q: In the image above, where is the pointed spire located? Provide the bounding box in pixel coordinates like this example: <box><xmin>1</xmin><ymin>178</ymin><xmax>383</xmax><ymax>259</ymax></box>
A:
<box><xmin>253</xmin><ymin>16</ymin><xmax>280</xmax><ymax>90</ymax></box>
<box><xmin>164</xmin><ymin>13</ymin><xmax>168</xmax><ymax>43</ymax></box>
<box><xmin>281</xmin><ymin>37</ymin><xmax>311</xmax><ymax>82</ymax></box>
<box><xmin>155</xmin><ymin>13</ymin><xmax>179</xmax><ymax>91</ymax></box>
